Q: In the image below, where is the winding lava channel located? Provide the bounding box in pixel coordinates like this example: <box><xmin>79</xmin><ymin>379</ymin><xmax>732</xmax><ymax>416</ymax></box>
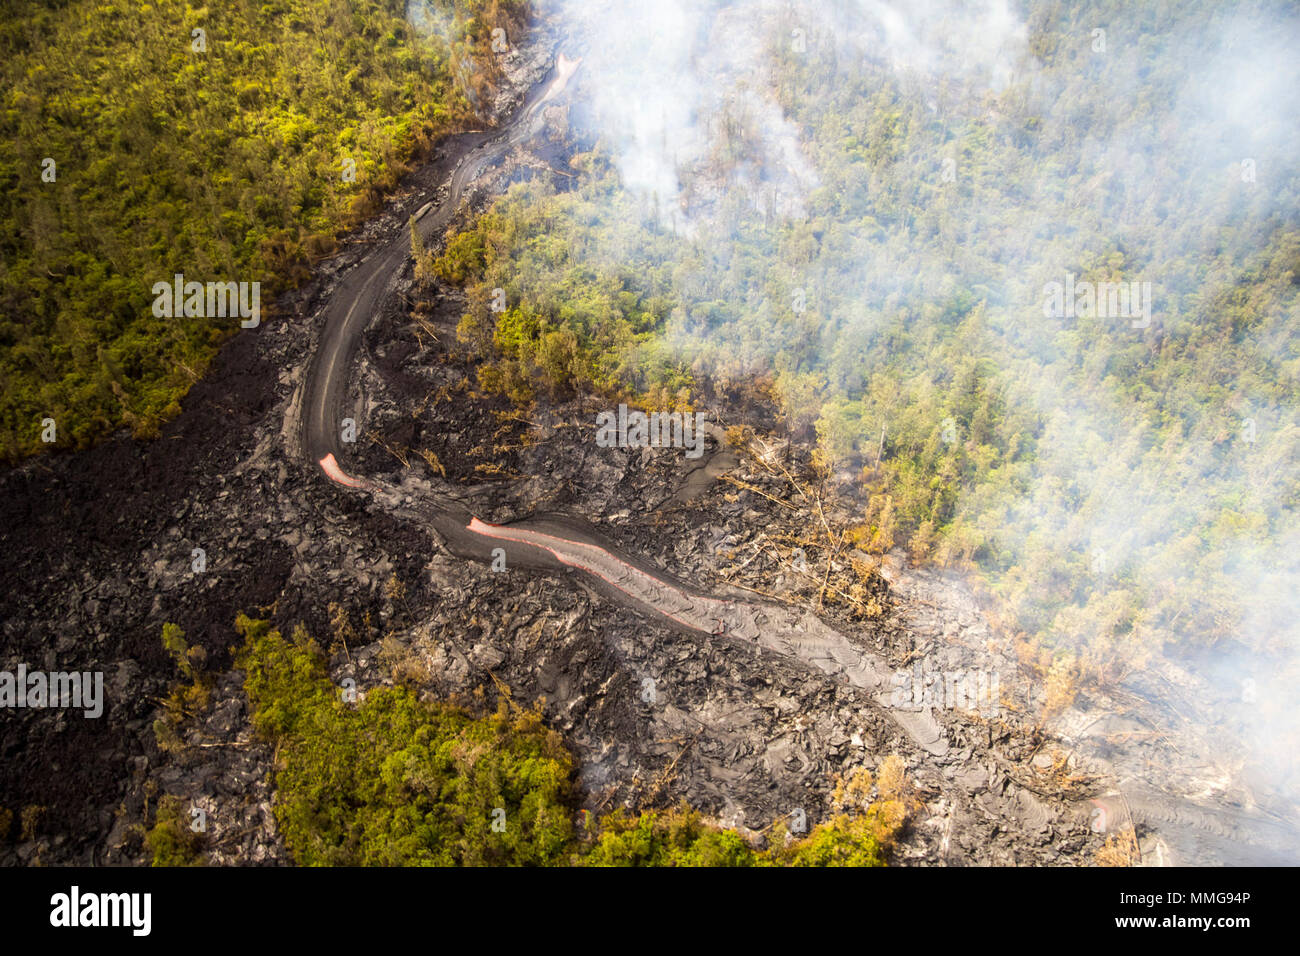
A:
<box><xmin>289</xmin><ymin>53</ymin><xmax>1300</xmax><ymax>863</ymax></box>
<box><xmin>294</xmin><ymin>52</ymin><xmax>951</xmax><ymax>757</ymax></box>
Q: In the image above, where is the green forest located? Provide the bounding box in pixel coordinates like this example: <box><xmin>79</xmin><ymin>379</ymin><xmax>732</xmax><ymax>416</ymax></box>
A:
<box><xmin>0</xmin><ymin>0</ymin><xmax>524</xmax><ymax>459</ymax></box>
<box><xmin>9</xmin><ymin>0</ymin><xmax>1298</xmax><ymax>864</ymax></box>
<box><xmin>432</xmin><ymin>0</ymin><xmax>1299</xmax><ymax>695</ymax></box>
<box><xmin>148</xmin><ymin>617</ymin><xmax>911</xmax><ymax>866</ymax></box>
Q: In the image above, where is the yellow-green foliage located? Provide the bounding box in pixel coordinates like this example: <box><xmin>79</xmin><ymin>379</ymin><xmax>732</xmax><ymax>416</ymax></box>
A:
<box><xmin>232</xmin><ymin>613</ymin><xmax>910</xmax><ymax>867</ymax></box>
<box><xmin>433</xmin><ymin>167</ymin><xmax>692</xmax><ymax>404</ymax></box>
<box><xmin>145</xmin><ymin>794</ymin><xmax>205</xmax><ymax>867</ymax></box>
<box><xmin>772</xmin><ymin>815</ymin><xmax>889</xmax><ymax>867</ymax></box>
<box><xmin>432</xmin><ymin>0</ymin><xmax>1300</xmax><ymax>678</ymax></box>
<box><xmin>765</xmin><ymin>760</ymin><xmax>913</xmax><ymax>867</ymax></box>
<box><xmin>581</xmin><ymin>760</ymin><xmax>916</xmax><ymax>868</ymax></box>
<box><xmin>0</xmin><ymin>0</ymin><xmax>492</xmax><ymax>460</ymax></box>
<box><xmin>582</xmin><ymin>807</ymin><xmax>760</xmax><ymax>867</ymax></box>
<box><xmin>235</xmin><ymin>614</ymin><xmax>576</xmax><ymax>866</ymax></box>
<box><xmin>155</xmin><ymin>622</ymin><xmax>211</xmax><ymax>739</ymax></box>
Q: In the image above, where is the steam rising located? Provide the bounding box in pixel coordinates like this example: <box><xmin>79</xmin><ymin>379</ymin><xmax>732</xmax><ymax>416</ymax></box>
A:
<box><xmin>562</xmin><ymin>0</ymin><xmax>817</xmax><ymax>222</ymax></box>
<box><xmin>542</xmin><ymin>0</ymin><xmax>1300</xmax><ymax>846</ymax></box>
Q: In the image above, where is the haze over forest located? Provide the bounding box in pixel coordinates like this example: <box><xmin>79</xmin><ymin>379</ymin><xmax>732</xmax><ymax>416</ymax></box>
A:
<box><xmin>433</xmin><ymin>0</ymin><xmax>1300</xmax><ymax>805</ymax></box>
<box><xmin>1</xmin><ymin>0</ymin><xmax>1296</xmax><ymax>868</ymax></box>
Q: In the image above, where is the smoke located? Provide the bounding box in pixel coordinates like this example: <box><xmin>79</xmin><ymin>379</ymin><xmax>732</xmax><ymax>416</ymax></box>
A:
<box><xmin>541</xmin><ymin>0</ymin><xmax>1300</xmax><ymax>823</ymax></box>
<box><xmin>837</xmin><ymin>0</ymin><xmax>1027</xmax><ymax>86</ymax></box>
<box><xmin>405</xmin><ymin>0</ymin><xmax>456</xmax><ymax>43</ymax></box>
<box><xmin>561</xmin><ymin>0</ymin><xmax>817</xmax><ymax>223</ymax></box>
<box><xmin>992</xmin><ymin>4</ymin><xmax>1300</xmax><ymax>813</ymax></box>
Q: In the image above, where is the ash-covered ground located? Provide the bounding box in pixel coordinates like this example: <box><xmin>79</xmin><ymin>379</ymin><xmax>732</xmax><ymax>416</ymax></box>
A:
<box><xmin>3</xmin><ymin>23</ymin><xmax>1294</xmax><ymax>868</ymax></box>
<box><xmin>0</xmin><ymin>134</ymin><xmax>1099</xmax><ymax>868</ymax></box>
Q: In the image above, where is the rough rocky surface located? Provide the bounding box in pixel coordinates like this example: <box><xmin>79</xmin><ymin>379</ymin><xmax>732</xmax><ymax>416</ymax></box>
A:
<box><xmin>3</xmin><ymin>18</ymin><xmax>1295</xmax><ymax>869</ymax></box>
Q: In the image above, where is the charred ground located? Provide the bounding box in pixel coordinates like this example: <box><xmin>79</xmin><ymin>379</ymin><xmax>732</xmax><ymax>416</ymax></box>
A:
<box><xmin>3</xmin><ymin>39</ymin><xmax>1290</xmax><ymax>867</ymax></box>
